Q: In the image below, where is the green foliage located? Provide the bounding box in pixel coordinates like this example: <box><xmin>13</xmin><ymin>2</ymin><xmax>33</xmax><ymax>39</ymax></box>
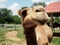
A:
<box><xmin>12</xmin><ymin>15</ymin><xmax>22</xmax><ymax>24</ymax></box>
<box><xmin>55</xmin><ymin>17</ymin><xmax>60</xmax><ymax>24</ymax></box>
<box><xmin>0</xmin><ymin>8</ymin><xmax>13</xmax><ymax>24</ymax></box>
<box><xmin>0</xmin><ymin>8</ymin><xmax>21</xmax><ymax>24</ymax></box>
<box><xmin>32</xmin><ymin>2</ymin><xmax>46</xmax><ymax>7</ymax></box>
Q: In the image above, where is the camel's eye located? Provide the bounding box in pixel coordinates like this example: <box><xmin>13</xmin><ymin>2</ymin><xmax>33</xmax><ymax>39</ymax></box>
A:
<box><xmin>36</xmin><ymin>10</ymin><xmax>41</xmax><ymax>12</ymax></box>
<box><xmin>22</xmin><ymin>10</ymin><xmax>27</xmax><ymax>17</ymax></box>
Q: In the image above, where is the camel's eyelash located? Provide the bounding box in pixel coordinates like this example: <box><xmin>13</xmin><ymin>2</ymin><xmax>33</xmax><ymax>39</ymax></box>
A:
<box><xmin>36</xmin><ymin>10</ymin><xmax>41</xmax><ymax>12</ymax></box>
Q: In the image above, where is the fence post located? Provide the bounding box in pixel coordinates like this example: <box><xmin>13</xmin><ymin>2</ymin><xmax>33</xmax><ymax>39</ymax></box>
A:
<box><xmin>14</xmin><ymin>24</ymin><xmax>16</xmax><ymax>30</ymax></box>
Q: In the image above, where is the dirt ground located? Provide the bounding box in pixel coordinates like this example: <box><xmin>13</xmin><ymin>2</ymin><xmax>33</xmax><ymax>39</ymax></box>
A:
<box><xmin>5</xmin><ymin>31</ymin><xmax>21</xmax><ymax>41</ymax></box>
<box><xmin>4</xmin><ymin>31</ymin><xmax>26</xmax><ymax>45</ymax></box>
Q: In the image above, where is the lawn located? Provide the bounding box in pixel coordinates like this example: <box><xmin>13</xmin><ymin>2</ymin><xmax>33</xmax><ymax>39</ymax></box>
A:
<box><xmin>50</xmin><ymin>37</ymin><xmax>60</xmax><ymax>45</ymax></box>
<box><xmin>0</xmin><ymin>26</ymin><xmax>25</xmax><ymax>45</ymax></box>
<box><xmin>0</xmin><ymin>24</ymin><xmax>60</xmax><ymax>45</ymax></box>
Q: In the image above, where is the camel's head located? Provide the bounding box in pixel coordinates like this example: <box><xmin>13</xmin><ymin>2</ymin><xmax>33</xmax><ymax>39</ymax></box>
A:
<box><xmin>31</xmin><ymin>5</ymin><xmax>49</xmax><ymax>24</ymax></box>
<box><xmin>18</xmin><ymin>5</ymin><xmax>49</xmax><ymax>25</ymax></box>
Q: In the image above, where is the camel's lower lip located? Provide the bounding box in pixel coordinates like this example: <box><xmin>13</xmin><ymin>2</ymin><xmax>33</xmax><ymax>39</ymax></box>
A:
<box><xmin>33</xmin><ymin>19</ymin><xmax>42</xmax><ymax>22</ymax></box>
<box><xmin>37</xmin><ymin>20</ymin><xmax>41</xmax><ymax>22</ymax></box>
<box><xmin>32</xmin><ymin>18</ymin><xmax>41</xmax><ymax>22</ymax></box>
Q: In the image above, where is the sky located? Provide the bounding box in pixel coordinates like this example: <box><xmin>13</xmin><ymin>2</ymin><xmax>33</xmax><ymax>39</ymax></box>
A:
<box><xmin>0</xmin><ymin>0</ymin><xmax>60</xmax><ymax>15</ymax></box>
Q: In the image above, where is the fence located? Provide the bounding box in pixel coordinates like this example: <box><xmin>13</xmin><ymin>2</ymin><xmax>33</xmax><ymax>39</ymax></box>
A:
<box><xmin>0</xmin><ymin>24</ymin><xmax>25</xmax><ymax>45</ymax></box>
<box><xmin>0</xmin><ymin>24</ymin><xmax>24</xmax><ymax>30</ymax></box>
<box><xmin>0</xmin><ymin>24</ymin><xmax>60</xmax><ymax>45</ymax></box>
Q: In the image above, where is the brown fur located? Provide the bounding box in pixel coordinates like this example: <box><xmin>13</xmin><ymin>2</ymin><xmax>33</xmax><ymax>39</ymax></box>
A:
<box><xmin>18</xmin><ymin>5</ymin><xmax>53</xmax><ymax>45</ymax></box>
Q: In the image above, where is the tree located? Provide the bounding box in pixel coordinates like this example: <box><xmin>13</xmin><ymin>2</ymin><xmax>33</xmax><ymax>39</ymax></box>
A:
<box><xmin>12</xmin><ymin>15</ymin><xmax>21</xmax><ymax>24</ymax></box>
<box><xmin>55</xmin><ymin>17</ymin><xmax>60</xmax><ymax>24</ymax></box>
<box><xmin>0</xmin><ymin>8</ymin><xmax>22</xmax><ymax>24</ymax></box>
<box><xmin>32</xmin><ymin>2</ymin><xmax>46</xmax><ymax>7</ymax></box>
<box><xmin>0</xmin><ymin>8</ymin><xmax>13</xmax><ymax>24</ymax></box>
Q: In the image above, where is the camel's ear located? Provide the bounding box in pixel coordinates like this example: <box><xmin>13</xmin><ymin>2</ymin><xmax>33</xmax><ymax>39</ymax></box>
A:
<box><xmin>17</xmin><ymin>9</ymin><xmax>22</xmax><ymax>16</ymax></box>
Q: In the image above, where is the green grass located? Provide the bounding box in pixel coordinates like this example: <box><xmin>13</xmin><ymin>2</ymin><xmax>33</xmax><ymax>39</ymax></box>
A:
<box><xmin>0</xmin><ymin>27</ymin><xmax>25</xmax><ymax>45</ymax></box>
<box><xmin>51</xmin><ymin>37</ymin><xmax>60</xmax><ymax>45</ymax></box>
<box><xmin>16</xmin><ymin>29</ymin><xmax>25</xmax><ymax>39</ymax></box>
<box><xmin>0</xmin><ymin>28</ymin><xmax>9</xmax><ymax>43</ymax></box>
<box><xmin>0</xmin><ymin>26</ymin><xmax>60</xmax><ymax>45</ymax></box>
<box><xmin>0</xmin><ymin>27</ymin><xmax>25</xmax><ymax>38</ymax></box>
<box><xmin>0</xmin><ymin>28</ymin><xmax>8</xmax><ymax>36</ymax></box>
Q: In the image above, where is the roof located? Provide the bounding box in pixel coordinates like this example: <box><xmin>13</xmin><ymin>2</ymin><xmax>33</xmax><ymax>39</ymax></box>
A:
<box><xmin>45</xmin><ymin>2</ymin><xmax>60</xmax><ymax>13</ymax></box>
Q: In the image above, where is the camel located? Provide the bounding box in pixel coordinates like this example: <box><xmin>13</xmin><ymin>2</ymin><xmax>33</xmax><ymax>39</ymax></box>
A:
<box><xmin>18</xmin><ymin>5</ymin><xmax>53</xmax><ymax>45</ymax></box>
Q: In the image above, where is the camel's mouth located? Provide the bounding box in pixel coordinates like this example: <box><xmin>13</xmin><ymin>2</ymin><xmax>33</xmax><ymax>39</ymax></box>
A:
<box><xmin>36</xmin><ymin>20</ymin><xmax>45</xmax><ymax>23</ymax></box>
<box><xmin>37</xmin><ymin>20</ymin><xmax>42</xmax><ymax>22</ymax></box>
<box><xmin>32</xmin><ymin>19</ymin><xmax>46</xmax><ymax>25</ymax></box>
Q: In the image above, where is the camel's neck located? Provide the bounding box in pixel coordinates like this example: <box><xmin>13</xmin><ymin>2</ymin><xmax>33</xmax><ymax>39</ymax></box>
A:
<box><xmin>24</xmin><ymin>25</ymin><xmax>37</xmax><ymax>45</ymax></box>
